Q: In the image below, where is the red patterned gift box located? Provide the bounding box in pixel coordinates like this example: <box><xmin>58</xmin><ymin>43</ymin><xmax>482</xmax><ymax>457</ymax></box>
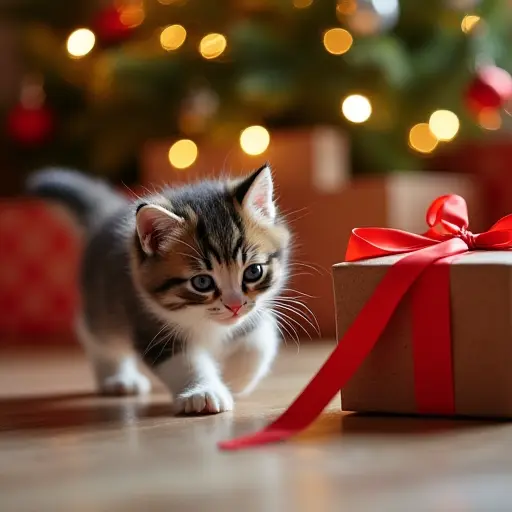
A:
<box><xmin>0</xmin><ymin>200</ymin><xmax>81</xmax><ymax>341</ymax></box>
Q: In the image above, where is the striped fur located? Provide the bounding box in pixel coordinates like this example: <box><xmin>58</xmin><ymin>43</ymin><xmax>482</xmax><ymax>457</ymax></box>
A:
<box><xmin>27</xmin><ymin>164</ymin><xmax>291</xmax><ymax>414</ymax></box>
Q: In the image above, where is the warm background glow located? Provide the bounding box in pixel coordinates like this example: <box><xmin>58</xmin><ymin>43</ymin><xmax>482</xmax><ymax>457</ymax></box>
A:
<box><xmin>478</xmin><ymin>108</ymin><xmax>502</xmax><ymax>130</ymax></box>
<box><xmin>323</xmin><ymin>28</ymin><xmax>353</xmax><ymax>55</ymax></box>
<box><xmin>239</xmin><ymin>126</ymin><xmax>270</xmax><ymax>156</ymax></box>
<box><xmin>341</xmin><ymin>94</ymin><xmax>372</xmax><ymax>123</ymax></box>
<box><xmin>409</xmin><ymin>123</ymin><xmax>438</xmax><ymax>153</ymax></box>
<box><xmin>160</xmin><ymin>25</ymin><xmax>187</xmax><ymax>51</ymax></box>
<box><xmin>293</xmin><ymin>0</ymin><xmax>313</xmax><ymax>8</ymax></box>
<box><xmin>66</xmin><ymin>28</ymin><xmax>96</xmax><ymax>58</ymax></box>
<box><xmin>429</xmin><ymin>110</ymin><xmax>460</xmax><ymax>141</ymax></box>
<box><xmin>461</xmin><ymin>15</ymin><xmax>480</xmax><ymax>34</ymax></box>
<box><xmin>199</xmin><ymin>33</ymin><xmax>227</xmax><ymax>59</ymax></box>
<box><xmin>168</xmin><ymin>139</ymin><xmax>198</xmax><ymax>169</ymax></box>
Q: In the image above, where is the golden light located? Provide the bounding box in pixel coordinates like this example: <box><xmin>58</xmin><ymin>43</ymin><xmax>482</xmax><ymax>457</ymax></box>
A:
<box><xmin>293</xmin><ymin>0</ymin><xmax>313</xmax><ymax>8</ymax></box>
<box><xmin>336</xmin><ymin>0</ymin><xmax>357</xmax><ymax>16</ymax></box>
<box><xmin>341</xmin><ymin>94</ymin><xmax>372</xmax><ymax>123</ymax></box>
<box><xmin>240</xmin><ymin>126</ymin><xmax>270</xmax><ymax>156</ymax></box>
<box><xmin>428</xmin><ymin>110</ymin><xmax>460</xmax><ymax>141</ymax></box>
<box><xmin>409</xmin><ymin>123</ymin><xmax>438</xmax><ymax>154</ymax></box>
<box><xmin>119</xmin><ymin>4</ymin><xmax>145</xmax><ymax>28</ymax></box>
<box><xmin>323</xmin><ymin>28</ymin><xmax>353</xmax><ymax>56</ymax></box>
<box><xmin>199</xmin><ymin>33</ymin><xmax>227</xmax><ymax>60</ymax></box>
<box><xmin>160</xmin><ymin>25</ymin><xmax>187</xmax><ymax>51</ymax></box>
<box><xmin>461</xmin><ymin>15</ymin><xmax>480</xmax><ymax>33</ymax></box>
<box><xmin>66</xmin><ymin>28</ymin><xmax>96</xmax><ymax>58</ymax></box>
<box><xmin>168</xmin><ymin>139</ymin><xmax>198</xmax><ymax>169</ymax></box>
<box><xmin>478</xmin><ymin>108</ymin><xmax>502</xmax><ymax>131</ymax></box>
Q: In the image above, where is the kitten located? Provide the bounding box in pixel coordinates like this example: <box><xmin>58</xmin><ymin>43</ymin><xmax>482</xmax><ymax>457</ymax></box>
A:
<box><xmin>27</xmin><ymin>164</ymin><xmax>291</xmax><ymax>414</ymax></box>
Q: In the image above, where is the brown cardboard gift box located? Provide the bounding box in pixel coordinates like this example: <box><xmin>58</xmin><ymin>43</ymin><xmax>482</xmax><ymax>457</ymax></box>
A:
<box><xmin>332</xmin><ymin>251</ymin><xmax>512</xmax><ymax>418</ymax></box>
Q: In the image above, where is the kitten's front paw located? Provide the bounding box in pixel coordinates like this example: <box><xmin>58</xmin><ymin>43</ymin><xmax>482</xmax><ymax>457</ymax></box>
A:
<box><xmin>99</xmin><ymin>372</ymin><xmax>152</xmax><ymax>397</ymax></box>
<box><xmin>173</xmin><ymin>385</ymin><xmax>234</xmax><ymax>415</ymax></box>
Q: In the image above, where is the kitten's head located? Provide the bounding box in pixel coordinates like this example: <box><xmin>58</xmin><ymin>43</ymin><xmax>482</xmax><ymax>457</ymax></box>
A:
<box><xmin>131</xmin><ymin>164</ymin><xmax>290</xmax><ymax>329</ymax></box>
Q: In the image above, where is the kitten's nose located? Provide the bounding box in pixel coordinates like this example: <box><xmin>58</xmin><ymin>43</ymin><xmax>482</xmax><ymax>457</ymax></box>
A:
<box><xmin>223</xmin><ymin>300</ymin><xmax>244</xmax><ymax>315</ymax></box>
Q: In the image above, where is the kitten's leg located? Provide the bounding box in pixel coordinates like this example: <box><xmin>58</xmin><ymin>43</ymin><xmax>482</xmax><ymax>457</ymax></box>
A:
<box><xmin>154</xmin><ymin>348</ymin><xmax>233</xmax><ymax>415</ymax></box>
<box><xmin>223</xmin><ymin>314</ymin><xmax>279</xmax><ymax>396</ymax></box>
<box><xmin>75</xmin><ymin>316</ymin><xmax>151</xmax><ymax>396</ymax></box>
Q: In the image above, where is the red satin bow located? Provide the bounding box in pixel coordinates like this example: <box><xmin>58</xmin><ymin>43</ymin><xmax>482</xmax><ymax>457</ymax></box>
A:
<box><xmin>218</xmin><ymin>195</ymin><xmax>512</xmax><ymax>451</ymax></box>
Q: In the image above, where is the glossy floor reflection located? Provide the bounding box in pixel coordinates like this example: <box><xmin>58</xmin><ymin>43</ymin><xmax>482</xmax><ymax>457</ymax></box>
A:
<box><xmin>0</xmin><ymin>341</ymin><xmax>510</xmax><ymax>511</ymax></box>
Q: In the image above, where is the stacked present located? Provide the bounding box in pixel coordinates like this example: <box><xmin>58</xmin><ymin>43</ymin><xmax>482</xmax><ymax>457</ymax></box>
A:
<box><xmin>0</xmin><ymin>200</ymin><xmax>81</xmax><ymax>340</ymax></box>
<box><xmin>219</xmin><ymin>194</ymin><xmax>512</xmax><ymax>450</ymax></box>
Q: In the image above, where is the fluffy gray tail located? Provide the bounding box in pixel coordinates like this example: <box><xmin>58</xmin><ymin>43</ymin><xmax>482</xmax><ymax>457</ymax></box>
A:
<box><xmin>26</xmin><ymin>168</ymin><xmax>128</xmax><ymax>232</ymax></box>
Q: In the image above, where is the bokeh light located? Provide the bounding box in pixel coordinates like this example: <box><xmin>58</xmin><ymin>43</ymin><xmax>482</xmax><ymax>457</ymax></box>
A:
<box><xmin>66</xmin><ymin>29</ymin><xmax>96</xmax><ymax>58</ymax></box>
<box><xmin>293</xmin><ymin>0</ymin><xmax>313</xmax><ymax>7</ymax></box>
<box><xmin>429</xmin><ymin>110</ymin><xmax>460</xmax><ymax>141</ymax></box>
<box><xmin>199</xmin><ymin>33</ymin><xmax>227</xmax><ymax>59</ymax></box>
<box><xmin>461</xmin><ymin>15</ymin><xmax>480</xmax><ymax>33</ymax></box>
<box><xmin>323</xmin><ymin>28</ymin><xmax>353</xmax><ymax>55</ymax></box>
<box><xmin>341</xmin><ymin>94</ymin><xmax>372</xmax><ymax>123</ymax></box>
<box><xmin>336</xmin><ymin>0</ymin><xmax>357</xmax><ymax>16</ymax></box>
<box><xmin>478</xmin><ymin>108</ymin><xmax>502</xmax><ymax>130</ymax></box>
<box><xmin>160</xmin><ymin>25</ymin><xmax>187</xmax><ymax>51</ymax></box>
<box><xmin>409</xmin><ymin>123</ymin><xmax>438</xmax><ymax>153</ymax></box>
<box><xmin>119</xmin><ymin>4</ymin><xmax>145</xmax><ymax>28</ymax></box>
<box><xmin>168</xmin><ymin>139</ymin><xmax>198</xmax><ymax>169</ymax></box>
<box><xmin>240</xmin><ymin>126</ymin><xmax>270</xmax><ymax>156</ymax></box>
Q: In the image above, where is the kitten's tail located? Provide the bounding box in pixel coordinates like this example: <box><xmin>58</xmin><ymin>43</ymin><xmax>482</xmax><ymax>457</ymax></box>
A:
<box><xmin>26</xmin><ymin>168</ymin><xmax>128</xmax><ymax>232</ymax></box>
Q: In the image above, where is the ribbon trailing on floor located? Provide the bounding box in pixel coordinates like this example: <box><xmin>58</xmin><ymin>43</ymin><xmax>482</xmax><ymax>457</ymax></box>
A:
<box><xmin>218</xmin><ymin>194</ymin><xmax>512</xmax><ymax>451</ymax></box>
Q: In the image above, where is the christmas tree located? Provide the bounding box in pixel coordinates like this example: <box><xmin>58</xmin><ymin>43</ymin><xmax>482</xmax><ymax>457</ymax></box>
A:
<box><xmin>2</xmin><ymin>0</ymin><xmax>512</xmax><ymax>184</ymax></box>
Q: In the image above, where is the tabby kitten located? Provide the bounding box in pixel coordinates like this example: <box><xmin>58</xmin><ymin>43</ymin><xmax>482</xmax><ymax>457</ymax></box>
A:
<box><xmin>27</xmin><ymin>164</ymin><xmax>290</xmax><ymax>414</ymax></box>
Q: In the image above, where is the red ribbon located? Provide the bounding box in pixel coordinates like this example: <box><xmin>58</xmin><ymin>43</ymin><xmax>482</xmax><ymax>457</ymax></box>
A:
<box><xmin>218</xmin><ymin>195</ymin><xmax>512</xmax><ymax>451</ymax></box>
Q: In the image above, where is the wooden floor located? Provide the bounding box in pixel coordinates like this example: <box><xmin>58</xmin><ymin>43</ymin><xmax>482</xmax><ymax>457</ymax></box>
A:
<box><xmin>1</xmin><ymin>341</ymin><xmax>512</xmax><ymax>511</ymax></box>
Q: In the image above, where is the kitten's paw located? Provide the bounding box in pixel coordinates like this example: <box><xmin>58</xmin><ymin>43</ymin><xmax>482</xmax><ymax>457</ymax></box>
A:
<box><xmin>173</xmin><ymin>385</ymin><xmax>234</xmax><ymax>415</ymax></box>
<box><xmin>99</xmin><ymin>372</ymin><xmax>152</xmax><ymax>397</ymax></box>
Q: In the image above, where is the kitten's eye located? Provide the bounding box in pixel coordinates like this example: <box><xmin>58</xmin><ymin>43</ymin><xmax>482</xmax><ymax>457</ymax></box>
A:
<box><xmin>190</xmin><ymin>274</ymin><xmax>215</xmax><ymax>292</ymax></box>
<box><xmin>243</xmin><ymin>264</ymin><xmax>263</xmax><ymax>283</ymax></box>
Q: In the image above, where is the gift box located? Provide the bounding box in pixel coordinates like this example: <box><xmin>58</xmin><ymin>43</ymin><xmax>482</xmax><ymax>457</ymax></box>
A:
<box><xmin>0</xmin><ymin>200</ymin><xmax>81</xmax><ymax>340</ymax></box>
<box><xmin>142</xmin><ymin>127</ymin><xmax>486</xmax><ymax>338</ymax></box>
<box><xmin>333</xmin><ymin>250</ymin><xmax>512</xmax><ymax>418</ymax></box>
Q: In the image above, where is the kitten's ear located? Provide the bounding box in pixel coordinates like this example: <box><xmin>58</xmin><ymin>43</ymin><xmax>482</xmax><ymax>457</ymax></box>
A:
<box><xmin>135</xmin><ymin>204</ymin><xmax>184</xmax><ymax>255</ymax></box>
<box><xmin>234</xmin><ymin>163</ymin><xmax>276</xmax><ymax>222</ymax></box>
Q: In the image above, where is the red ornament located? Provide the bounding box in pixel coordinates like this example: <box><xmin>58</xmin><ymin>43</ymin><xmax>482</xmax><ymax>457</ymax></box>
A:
<box><xmin>7</xmin><ymin>103</ymin><xmax>54</xmax><ymax>146</ymax></box>
<box><xmin>92</xmin><ymin>6</ymin><xmax>133</xmax><ymax>45</ymax></box>
<box><xmin>465</xmin><ymin>65</ymin><xmax>512</xmax><ymax>115</ymax></box>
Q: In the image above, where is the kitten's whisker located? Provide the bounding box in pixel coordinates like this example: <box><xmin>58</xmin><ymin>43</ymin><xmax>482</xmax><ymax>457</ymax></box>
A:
<box><xmin>277</xmin><ymin>314</ymin><xmax>311</xmax><ymax>349</ymax></box>
<box><xmin>288</xmin><ymin>262</ymin><xmax>325</xmax><ymax>276</ymax></box>
<box><xmin>287</xmin><ymin>272</ymin><xmax>315</xmax><ymax>279</ymax></box>
<box><xmin>278</xmin><ymin>207</ymin><xmax>311</xmax><ymax>225</ymax></box>
<box><xmin>281</xmin><ymin>288</ymin><xmax>318</xmax><ymax>299</ymax></box>
<box><xmin>274</xmin><ymin>313</ymin><xmax>299</xmax><ymax>351</ymax></box>
<box><xmin>269</xmin><ymin>302</ymin><xmax>320</xmax><ymax>337</ymax></box>
<box><xmin>275</xmin><ymin>323</ymin><xmax>288</xmax><ymax>347</ymax></box>
<box><xmin>175</xmin><ymin>251</ymin><xmax>203</xmax><ymax>264</ymax></box>
<box><xmin>121</xmin><ymin>182</ymin><xmax>145</xmax><ymax>203</ymax></box>
<box><xmin>167</xmin><ymin>236</ymin><xmax>204</xmax><ymax>259</ymax></box>
<box><xmin>271</xmin><ymin>298</ymin><xmax>321</xmax><ymax>336</ymax></box>
<box><xmin>143</xmin><ymin>324</ymin><xmax>169</xmax><ymax>357</ymax></box>
<box><xmin>153</xmin><ymin>337</ymin><xmax>171</xmax><ymax>366</ymax></box>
